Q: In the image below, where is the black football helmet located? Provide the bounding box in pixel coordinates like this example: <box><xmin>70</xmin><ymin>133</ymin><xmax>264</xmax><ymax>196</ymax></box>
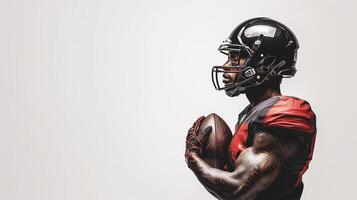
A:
<box><xmin>212</xmin><ymin>17</ymin><xmax>299</xmax><ymax>97</ymax></box>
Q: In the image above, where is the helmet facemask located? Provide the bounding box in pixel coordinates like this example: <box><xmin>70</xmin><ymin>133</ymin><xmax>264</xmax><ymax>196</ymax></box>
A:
<box><xmin>212</xmin><ymin>36</ymin><xmax>286</xmax><ymax>97</ymax></box>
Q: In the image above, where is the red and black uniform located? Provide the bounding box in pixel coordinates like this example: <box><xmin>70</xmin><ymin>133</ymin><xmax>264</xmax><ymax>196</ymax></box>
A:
<box><xmin>229</xmin><ymin>95</ymin><xmax>316</xmax><ymax>200</ymax></box>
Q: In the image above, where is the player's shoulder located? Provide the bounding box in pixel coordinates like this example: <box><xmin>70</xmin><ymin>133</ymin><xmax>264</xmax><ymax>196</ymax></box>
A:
<box><xmin>272</xmin><ymin>95</ymin><xmax>315</xmax><ymax>116</ymax></box>
<box><xmin>276</xmin><ymin>95</ymin><xmax>313</xmax><ymax>108</ymax></box>
<box><xmin>253</xmin><ymin>95</ymin><xmax>314</xmax><ymax>115</ymax></box>
<box><xmin>259</xmin><ymin>95</ymin><xmax>316</xmax><ymax>134</ymax></box>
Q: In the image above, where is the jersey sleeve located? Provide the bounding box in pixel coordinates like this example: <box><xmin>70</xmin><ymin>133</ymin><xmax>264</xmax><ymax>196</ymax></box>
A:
<box><xmin>262</xmin><ymin>97</ymin><xmax>316</xmax><ymax>134</ymax></box>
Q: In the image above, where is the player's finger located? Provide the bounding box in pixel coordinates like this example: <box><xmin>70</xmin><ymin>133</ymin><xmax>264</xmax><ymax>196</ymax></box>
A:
<box><xmin>202</xmin><ymin>126</ymin><xmax>212</xmax><ymax>136</ymax></box>
<box><xmin>186</xmin><ymin>130</ymin><xmax>194</xmax><ymax>140</ymax></box>
<box><xmin>193</xmin><ymin>116</ymin><xmax>205</xmax><ymax>133</ymax></box>
<box><xmin>193</xmin><ymin>116</ymin><xmax>205</xmax><ymax>126</ymax></box>
<box><xmin>198</xmin><ymin>126</ymin><xmax>212</xmax><ymax>141</ymax></box>
<box><xmin>188</xmin><ymin>116</ymin><xmax>204</xmax><ymax>133</ymax></box>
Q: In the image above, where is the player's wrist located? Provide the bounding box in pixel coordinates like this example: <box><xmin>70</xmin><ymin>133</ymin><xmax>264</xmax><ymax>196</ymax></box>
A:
<box><xmin>186</xmin><ymin>152</ymin><xmax>199</xmax><ymax>168</ymax></box>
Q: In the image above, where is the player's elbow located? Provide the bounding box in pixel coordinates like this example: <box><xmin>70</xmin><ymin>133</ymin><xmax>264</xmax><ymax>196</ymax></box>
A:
<box><xmin>213</xmin><ymin>185</ymin><xmax>245</xmax><ymax>200</ymax></box>
<box><xmin>215</xmin><ymin>191</ymin><xmax>243</xmax><ymax>200</ymax></box>
<box><xmin>218</xmin><ymin>180</ymin><xmax>257</xmax><ymax>200</ymax></box>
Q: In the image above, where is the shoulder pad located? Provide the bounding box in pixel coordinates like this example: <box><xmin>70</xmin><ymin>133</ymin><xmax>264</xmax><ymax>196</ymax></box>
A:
<box><xmin>262</xmin><ymin>96</ymin><xmax>316</xmax><ymax>134</ymax></box>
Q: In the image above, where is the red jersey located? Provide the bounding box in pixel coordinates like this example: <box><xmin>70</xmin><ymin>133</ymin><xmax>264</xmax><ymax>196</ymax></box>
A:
<box><xmin>229</xmin><ymin>95</ymin><xmax>316</xmax><ymax>199</ymax></box>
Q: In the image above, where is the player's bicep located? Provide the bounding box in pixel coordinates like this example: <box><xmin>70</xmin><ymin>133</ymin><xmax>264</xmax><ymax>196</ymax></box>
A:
<box><xmin>231</xmin><ymin>132</ymin><xmax>284</xmax><ymax>199</ymax></box>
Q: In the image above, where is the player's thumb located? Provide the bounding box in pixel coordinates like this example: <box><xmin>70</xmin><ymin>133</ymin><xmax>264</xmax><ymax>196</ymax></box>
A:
<box><xmin>203</xmin><ymin>126</ymin><xmax>212</xmax><ymax>136</ymax></box>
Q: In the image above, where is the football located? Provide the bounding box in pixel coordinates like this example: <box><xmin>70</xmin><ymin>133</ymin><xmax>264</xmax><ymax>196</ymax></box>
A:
<box><xmin>198</xmin><ymin>113</ymin><xmax>232</xmax><ymax>169</ymax></box>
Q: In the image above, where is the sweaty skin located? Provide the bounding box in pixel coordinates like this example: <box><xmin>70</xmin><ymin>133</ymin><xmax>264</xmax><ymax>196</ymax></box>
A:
<box><xmin>186</xmin><ymin>130</ymin><xmax>300</xmax><ymax>200</ymax></box>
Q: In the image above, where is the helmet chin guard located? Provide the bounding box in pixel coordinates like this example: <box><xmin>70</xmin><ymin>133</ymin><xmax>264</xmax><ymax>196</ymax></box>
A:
<box><xmin>211</xmin><ymin>17</ymin><xmax>299</xmax><ymax>97</ymax></box>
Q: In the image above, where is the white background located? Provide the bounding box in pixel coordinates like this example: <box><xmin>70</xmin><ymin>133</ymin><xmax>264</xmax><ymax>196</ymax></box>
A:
<box><xmin>0</xmin><ymin>0</ymin><xmax>356</xmax><ymax>199</ymax></box>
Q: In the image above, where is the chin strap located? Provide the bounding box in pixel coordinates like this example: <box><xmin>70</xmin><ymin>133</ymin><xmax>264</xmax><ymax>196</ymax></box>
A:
<box><xmin>226</xmin><ymin>87</ymin><xmax>242</xmax><ymax>97</ymax></box>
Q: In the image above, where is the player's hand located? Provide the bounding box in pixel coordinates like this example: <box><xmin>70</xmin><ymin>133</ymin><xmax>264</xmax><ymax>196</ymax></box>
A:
<box><xmin>185</xmin><ymin>116</ymin><xmax>212</xmax><ymax>163</ymax></box>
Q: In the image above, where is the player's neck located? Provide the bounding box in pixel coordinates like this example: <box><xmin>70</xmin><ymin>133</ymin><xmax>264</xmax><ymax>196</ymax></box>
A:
<box><xmin>245</xmin><ymin>87</ymin><xmax>281</xmax><ymax>107</ymax></box>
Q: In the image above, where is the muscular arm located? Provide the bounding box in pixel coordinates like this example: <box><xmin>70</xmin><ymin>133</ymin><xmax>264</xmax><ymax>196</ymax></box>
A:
<box><xmin>187</xmin><ymin>131</ymin><xmax>298</xmax><ymax>200</ymax></box>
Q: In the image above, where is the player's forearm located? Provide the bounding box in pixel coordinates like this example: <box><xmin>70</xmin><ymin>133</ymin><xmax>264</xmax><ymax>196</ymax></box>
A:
<box><xmin>187</xmin><ymin>153</ymin><xmax>241</xmax><ymax>199</ymax></box>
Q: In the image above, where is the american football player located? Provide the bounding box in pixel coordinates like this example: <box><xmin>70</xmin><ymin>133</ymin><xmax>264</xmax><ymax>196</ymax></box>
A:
<box><xmin>185</xmin><ymin>17</ymin><xmax>316</xmax><ymax>200</ymax></box>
